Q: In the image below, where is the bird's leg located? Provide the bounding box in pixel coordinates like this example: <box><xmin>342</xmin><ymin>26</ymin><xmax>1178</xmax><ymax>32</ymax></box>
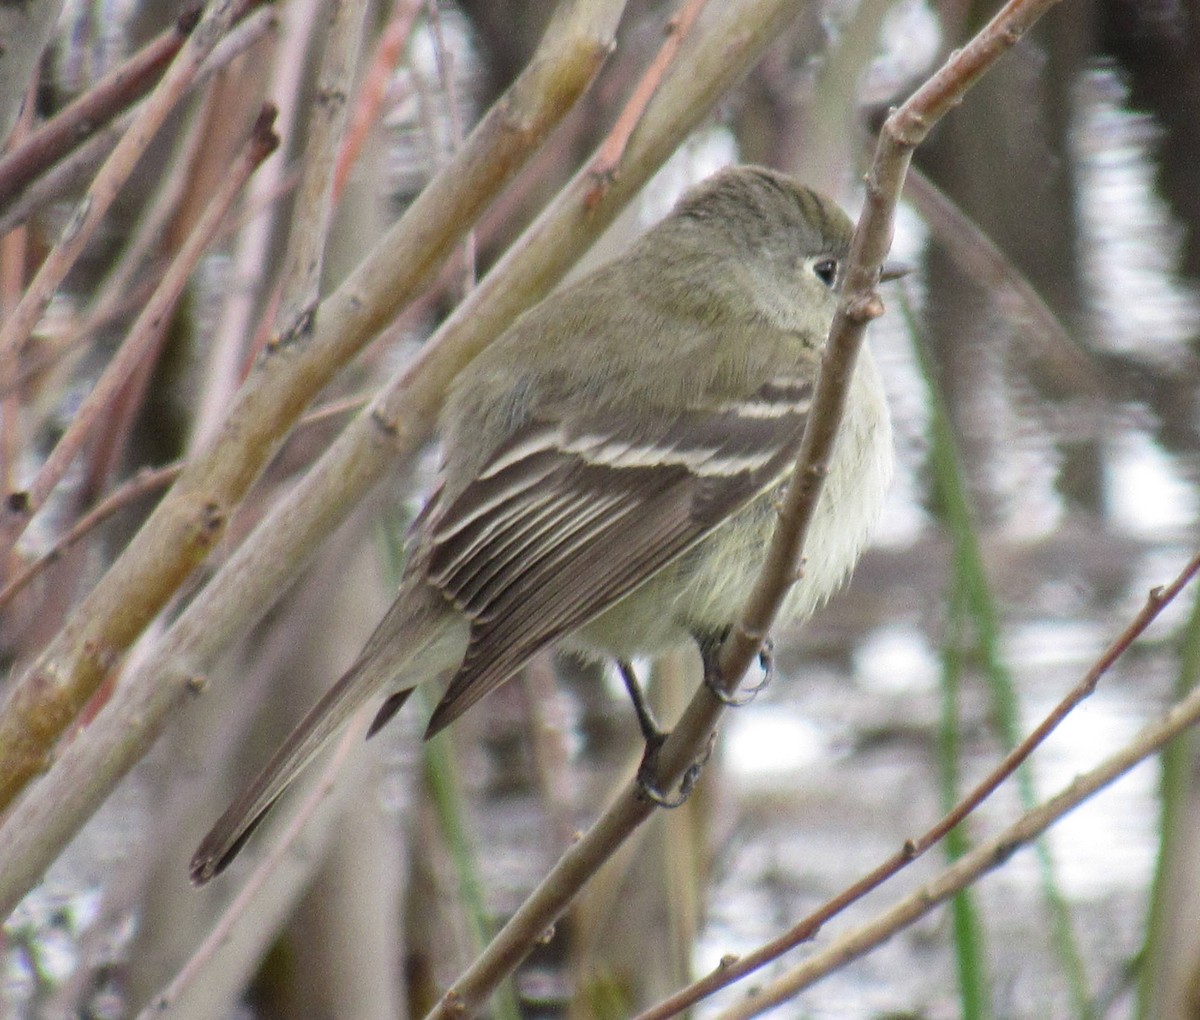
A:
<box><xmin>617</xmin><ymin>658</ymin><xmax>663</xmax><ymax>747</ymax></box>
<box><xmin>617</xmin><ymin>660</ymin><xmax>707</xmax><ymax>808</ymax></box>
<box><xmin>700</xmin><ymin>632</ymin><xmax>775</xmax><ymax>706</ymax></box>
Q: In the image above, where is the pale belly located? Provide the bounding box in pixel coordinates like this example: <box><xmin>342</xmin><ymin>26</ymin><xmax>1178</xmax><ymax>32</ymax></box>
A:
<box><xmin>565</xmin><ymin>347</ymin><xmax>894</xmax><ymax>663</ymax></box>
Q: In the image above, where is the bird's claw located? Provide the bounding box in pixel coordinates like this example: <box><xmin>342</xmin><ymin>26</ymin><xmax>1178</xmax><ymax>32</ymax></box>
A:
<box><xmin>635</xmin><ymin>731</ymin><xmax>713</xmax><ymax>808</ymax></box>
<box><xmin>703</xmin><ymin>638</ymin><xmax>775</xmax><ymax>706</ymax></box>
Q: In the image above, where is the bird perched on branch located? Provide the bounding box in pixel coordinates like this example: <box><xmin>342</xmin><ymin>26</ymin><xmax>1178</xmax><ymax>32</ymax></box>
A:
<box><xmin>191</xmin><ymin>164</ymin><xmax>897</xmax><ymax>885</ymax></box>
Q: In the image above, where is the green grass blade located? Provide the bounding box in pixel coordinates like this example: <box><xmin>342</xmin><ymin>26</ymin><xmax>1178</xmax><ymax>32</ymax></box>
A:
<box><xmin>1137</xmin><ymin>581</ymin><xmax>1200</xmax><ymax>1018</ymax></box>
<box><xmin>941</xmin><ymin>583</ymin><xmax>994</xmax><ymax>1020</ymax></box>
<box><xmin>902</xmin><ymin>289</ymin><xmax>1095</xmax><ymax>1018</ymax></box>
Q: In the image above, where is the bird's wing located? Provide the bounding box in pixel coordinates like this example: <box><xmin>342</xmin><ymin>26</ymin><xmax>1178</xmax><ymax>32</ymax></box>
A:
<box><xmin>422</xmin><ymin>373</ymin><xmax>814</xmax><ymax>735</ymax></box>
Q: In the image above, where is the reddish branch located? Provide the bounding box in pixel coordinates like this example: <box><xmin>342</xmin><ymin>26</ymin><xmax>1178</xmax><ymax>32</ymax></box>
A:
<box><xmin>332</xmin><ymin>0</ymin><xmax>424</xmax><ymax>200</ymax></box>
<box><xmin>4</xmin><ymin>107</ymin><xmax>278</xmax><ymax>559</ymax></box>
<box><xmin>586</xmin><ymin>0</ymin><xmax>709</xmax><ymax>204</ymax></box>
<box><xmin>0</xmin><ymin>0</ymin><xmax>245</xmax><ymax>558</ymax></box>
<box><xmin>0</xmin><ymin>8</ymin><xmax>199</xmax><ymax>215</ymax></box>
<box><xmin>0</xmin><ymin>0</ymin><xmax>266</xmax><ymax>219</ymax></box>
<box><xmin>0</xmin><ymin>391</ymin><xmax>364</xmax><ymax>616</ymax></box>
<box><xmin>0</xmin><ymin>463</ymin><xmax>182</xmax><ymax>613</ymax></box>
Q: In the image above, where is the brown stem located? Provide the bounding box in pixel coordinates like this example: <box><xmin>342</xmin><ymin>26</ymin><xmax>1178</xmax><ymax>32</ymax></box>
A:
<box><xmin>0</xmin><ymin>393</ymin><xmax>365</xmax><ymax>617</ymax></box>
<box><xmin>5</xmin><ymin>108</ymin><xmax>278</xmax><ymax>566</ymax></box>
<box><xmin>0</xmin><ymin>8</ymin><xmax>278</xmax><ymax>239</ymax></box>
<box><xmin>0</xmin><ymin>0</ymin><xmax>623</xmax><ymax>911</ymax></box>
<box><xmin>0</xmin><ymin>106</ymin><xmax>277</xmax><ymax>814</ymax></box>
<box><xmin>0</xmin><ymin>464</ymin><xmax>182</xmax><ymax>614</ymax></box>
<box><xmin>332</xmin><ymin>0</ymin><xmax>423</xmax><ymax>200</ymax></box>
<box><xmin>0</xmin><ymin>6</ymin><xmax>200</xmax><ymax>216</ymax></box>
<box><xmin>0</xmin><ymin>0</ymin><xmax>245</xmax><ymax>555</ymax></box>
<box><xmin>637</xmin><ymin>549</ymin><xmax>1200</xmax><ymax>1019</ymax></box>
<box><xmin>716</xmin><ymin>598</ymin><xmax>1200</xmax><ymax>1016</ymax></box>
<box><xmin>421</xmin><ymin>0</ymin><xmax>1070</xmax><ymax>1015</ymax></box>
<box><xmin>586</xmin><ymin>0</ymin><xmax>709</xmax><ymax>203</ymax></box>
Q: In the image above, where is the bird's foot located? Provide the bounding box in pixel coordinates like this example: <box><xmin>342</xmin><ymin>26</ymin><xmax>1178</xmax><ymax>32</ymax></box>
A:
<box><xmin>702</xmin><ymin>637</ymin><xmax>775</xmax><ymax>706</ymax></box>
<box><xmin>635</xmin><ymin>730</ymin><xmax>713</xmax><ymax>809</ymax></box>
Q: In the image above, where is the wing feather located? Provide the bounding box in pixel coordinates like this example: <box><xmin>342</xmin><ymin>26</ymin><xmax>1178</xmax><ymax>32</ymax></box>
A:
<box><xmin>422</xmin><ymin>374</ymin><xmax>814</xmax><ymax>734</ymax></box>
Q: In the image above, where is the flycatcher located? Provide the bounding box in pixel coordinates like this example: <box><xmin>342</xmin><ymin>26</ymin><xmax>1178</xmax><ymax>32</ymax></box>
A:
<box><xmin>191</xmin><ymin>165</ymin><xmax>896</xmax><ymax>884</ymax></box>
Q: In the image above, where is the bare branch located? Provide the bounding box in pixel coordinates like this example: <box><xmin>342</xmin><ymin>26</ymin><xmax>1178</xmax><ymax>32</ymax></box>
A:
<box><xmin>276</xmin><ymin>0</ymin><xmax>371</xmax><ymax>326</ymax></box>
<box><xmin>332</xmin><ymin>0</ymin><xmax>424</xmax><ymax>200</ymax></box>
<box><xmin>714</xmin><ymin>575</ymin><xmax>1200</xmax><ymax>1015</ymax></box>
<box><xmin>0</xmin><ymin>0</ymin><xmax>66</xmax><ymax>147</ymax></box>
<box><xmin>0</xmin><ymin>0</ymin><xmax>244</xmax><ymax>553</ymax></box>
<box><xmin>639</xmin><ymin>548</ymin><xmax>1200</xmax><ymax>1018</ymax></box>
<box><xmin>191</xmin><ymin>0</ymin><xmax>332</xmax><ymax>452</ymax></box>
<box><xmin>586</xmin><ymin>0</ymin><xmax>709</xmax><ymax>198</ymax></box>
<box><xmin>0</xmin><ymin>0</ymin><xmax>625</xmax><ymax>916</ymax></box>
<box><xmin>0</xmin><ymin>464</ymin><xmax>181</xmax><ymax>614</ymax></box>
<box><xmin>420</xmin><ymin>0</ymin><xmax>1072</xmax><ymax>1015</ymax></box>
<box><xmin>0</xmin><ymin>5</ymin><xmax>202</xmax><ymax>216</ymax></box>
<box><xmin>0</xmin><ymin>8</ymin><xmax>279</xmax><ymax>238</ymax></box>
<box><xmin>6</xmin><ymin>109</ymin><xmax>278</xmax><ymax>567</ymax></box>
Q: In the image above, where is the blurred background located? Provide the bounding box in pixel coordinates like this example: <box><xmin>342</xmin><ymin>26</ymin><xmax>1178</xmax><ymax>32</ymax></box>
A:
<box><xmin>1</xmin><ymin>0</ymin><xmax>1199</xmax><ymax>1017</ymax></box>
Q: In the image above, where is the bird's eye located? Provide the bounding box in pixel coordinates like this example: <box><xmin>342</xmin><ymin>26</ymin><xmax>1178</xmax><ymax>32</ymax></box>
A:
<box><xmin>813</xmin><ymin>258</ymin><xmax>838</xmax><ymax>287</ymax></box>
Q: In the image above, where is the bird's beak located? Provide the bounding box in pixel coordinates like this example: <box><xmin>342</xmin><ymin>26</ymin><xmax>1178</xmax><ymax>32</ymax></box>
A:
<box><xmin>880</xmin><ymin>259</ymin><xmax>913</xmax><ymax>282</ymax></box>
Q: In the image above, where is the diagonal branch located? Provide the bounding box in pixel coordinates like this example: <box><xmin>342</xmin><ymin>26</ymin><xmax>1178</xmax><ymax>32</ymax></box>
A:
<box><xmin>639</xmin><ymin>548</ymin><xmax>1200</xmax><ymax>1018</ymax></box>
<box><xmin>0</xmin><ymin>4</ymin><xmax>268</xmax><ymax>218</ymax></box>
<box><xmin>0</xmin><ymin>0</ymin><xmax>627</xmax><ymax>916</ymax></box>
<box><xmin>0</xmin><ymin>0</ymin><xmax>244</xmax><ymax>556</ymax></box>
<box><xmin>7</xmin><ymin>109</ymin><xmax>278</xmax><ymax>558</ymax></box>
<box><xmin>714</xmin><ymin>568</ymin><xmax>1200</xmax><ymax>1016</ymax></box>
<box><xmin>0</xmin><ymin>0</ymin><xmax>801</xmax><ymax>937</ymax></box>
<box><xmin>419</xmin><ymin>0</ymin><xmax>1070</xmax><ymax>1016</ymax></box>
<box><xmin>0</xmin><ymin>0</ymin><xmax>67</xmax><ymax>148</ymax></box>
<box><xmin>0</xmin><ymin>8</ymin><xmax>278</xmax><ymax>238</ymax></box>
<box><xmin>274</xmin><ymin>0</ymin><xmax>370</xmax><ymax>329</ymax></box>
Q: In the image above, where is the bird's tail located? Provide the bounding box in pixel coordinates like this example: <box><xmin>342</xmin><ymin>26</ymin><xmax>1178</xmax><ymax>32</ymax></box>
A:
<box><xmin>190</xmin><ymin>578</ymin><xmax>466</xmax><ymax>885</ymax></box>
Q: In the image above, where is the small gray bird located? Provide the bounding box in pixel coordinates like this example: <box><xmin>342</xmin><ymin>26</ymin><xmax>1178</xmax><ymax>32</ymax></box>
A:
<box><xmin>191</xmin><ymin>165</ymin><xmax>895</xmax><ymax>885</ymax></box>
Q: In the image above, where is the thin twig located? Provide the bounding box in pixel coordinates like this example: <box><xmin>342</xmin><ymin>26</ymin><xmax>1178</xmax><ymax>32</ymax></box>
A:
<box><xmin>76</xmin><ymin>86</ymin><xmax>219</xmax><ymax>513</ymax></box>
<box><xmin>0</xmin><ymin>1</ymin><xmax>65</xmax><ymax>149</ymax></box>
<box><xmin>0</xmin><ymin>388</ymin><xmax>365</xmax><ymax>634</ymax></box>
<box><xmin>4</xmin><ymin>108</ymin><xmax>278</xmax><ymax>561</ymax></box>
<box><xmin>0</xmin><ymin>5</ymin><xmax>202</xmax><ymax>216</ymax></box>
<box><xmin>0</xmin><ymin>464</ymin><xmax>181</xmax><ymax>613</ymax></box>
<box><xmin>713</xmin><ymin>572</ymin><xmax>1200</xmax><ymax>1016</ymax></box>
<box><xmin>77</xmin><ymin>90</ymin><xmax>219</xmax><ymax>372</ymax></box>
<box><xmin>0</xmin><ymin>0</ymin><xmax>623</xmax><ymax>906</ymax></box>
<box><xmin>638</xmin><ymin>549</ymin><xmax>1200</xmax><ymax>1019</ymax></box>
<box><xmin>586</xmin><ymin>0</ymin><xmax>708</xmax><ymax>204</ymax></box>
<box><xmin>2</xmin><ymin>272</ymin><xmax>159</xmax><ymax>401</ymax></box>
<box><xmin>425</xmin><ymin>0</ymin><xmax>475</xmax><ymax>293</ymax></box>
<box><xmin>276</xmin><ymin>0</ymin><xmax>370</xmax><ymax>326</ymax></box>
<box><xmin>190</xmin><ymin>0</ymin><xmax>322</xmax><ymax>453</ymax></box>
<box><xmin>0</xmin><ymin>7</ymin><xmax>278</xmax><ymax>239</ymax></box>
<box><xmin>332</xmin><ymin>0</ymin><xmax>423</xmax><ymax>200</ymax></box>
<box><xmin>0</xmin><ymin>76</ymin><xmax>34</xmax><ymax>517</ymax></box>
<box><xmin>0</xmin><ymin>1</ymin><xmax>243</xmax><ymax>530</ymax></box>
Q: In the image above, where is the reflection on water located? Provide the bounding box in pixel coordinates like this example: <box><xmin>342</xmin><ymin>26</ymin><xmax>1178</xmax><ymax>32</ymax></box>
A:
<box><xmin>1076</xmin><ymin>67</ymin><xmax>1200</xmax><ymax>360</ymax></box>
<box><xmin>1108</xmin><ymin>431</ymin><xmax>1198</xmax><ymax>537</ymax></box>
